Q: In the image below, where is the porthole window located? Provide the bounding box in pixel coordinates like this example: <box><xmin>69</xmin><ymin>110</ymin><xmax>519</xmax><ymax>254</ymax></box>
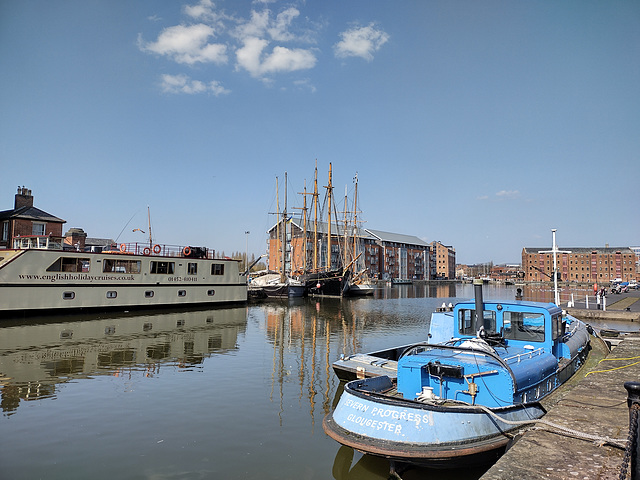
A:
<box><xmin>207</xmin><ymin>289</ymin><xmax>215</xmax><ymax>296</ymax></box>
<box><xmin>145</xmin><ymin>290</ymin><xmax>154</xmax><ymax>298</ymax></box>
<box><xmin>143</xmin><ymin>323</ymin><xmax>153</xmax><ymax>332</ymax></box>
<box><xmin>106</xmin><ymin>291</ymin><xmax>117</xmax><ymax>299</ymax></box>
<box><xmin>60</xmin><ymin>329</ymin><xmax>73</xmax><ymax>339</ymax></box>
<box><xmin>178</xmin><ymin>290</ymin><xmax>186</xmax><ymax>297</ymax></box>
<box><xmin>177</xmin><ymin>319</ymin><xmax>185</xmax><ymax>327</ymax></box>
<box><xmin>63</xmin><ymin>291</ymin><xmax>75</xmax><ymax>300</ymax></box>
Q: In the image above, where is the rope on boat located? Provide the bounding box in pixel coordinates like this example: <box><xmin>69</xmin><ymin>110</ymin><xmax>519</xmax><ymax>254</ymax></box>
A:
<box><xmin>468</xmin><ymin>404</ymin><xmax>628</xmax><ymax>449</ymax></box>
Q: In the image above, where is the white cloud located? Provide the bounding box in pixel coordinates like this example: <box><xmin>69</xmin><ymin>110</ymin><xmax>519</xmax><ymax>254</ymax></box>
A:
<box><xmin>236</xmin><ymin>37</ymin><xmax>316</xmax><ymax>78</ymax></box>
<box><xmin>160</xmin><ymin>74</ymin><xmax>230</xmax><ymax>95</ymax></box>
<box><xmin>140</xmin><ymin>24</ymin><xmax>227</xmax><ymax>65</ymax></box>
<box><xmin>334</xmin><ymin>23</ymin><xmax>389</xmax><ymax>61</ymax></box>
<box><xmin>478</xmin><ymin>190</ymin><xmax>521</xmax><ymax>201</ymax></box>
<box><xmin>495</xmin><ymin>190</ymin><xmax>520</xmax><ymax>199</ymax></box>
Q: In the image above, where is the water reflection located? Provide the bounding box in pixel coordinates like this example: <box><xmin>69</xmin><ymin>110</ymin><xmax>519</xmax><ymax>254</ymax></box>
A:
<box><xmin>0</xmin><ymin>307</ymin><xmax>246</xmax><ymax>415</ymax></box>
<box><xmin>0</xmin><ymin>283</ymin><xmax>624</xmax><ymax>479</ymax></box>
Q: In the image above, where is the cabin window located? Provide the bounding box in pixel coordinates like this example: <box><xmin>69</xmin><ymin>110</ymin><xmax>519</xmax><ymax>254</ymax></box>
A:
<box><xmin>211</xmin><ymin>264</ymin><xmax>225</xmax><ymax>275</ymax></box>
<box><xmin>145</xmin><ymin>290</ymin><xmax>154</xmax><ymax>298</ymax></box>
<box><xmin>150</xmin><ymin>261</ymin><xmax>175</xmax><ymax>274</ymax></box>
<box><xmin>187</xmin><ymin>263</ymin><xmax>197</xmax><ymax>275</ymax></box>
<box><xmin>458</xmin><ymin>309</ymin><xmax>496</xmax><ymax>335</ymax></box>
<box><xmin>106</xmin><ymin>291</ymin><xmax>117</xmax><ymax>299</ymax></box>
<box><xmin>552</xmin><ymin>314</ymin><xmax>564</xmax><ymax>341</ymax></box>
<box><xmin>103</xmin><ymin>259</ymin><xmax>141</xmax><ymax>274</ymax></box>
<box><xmin>47</xmin><ymin>257</ymin><xmax>91</xmax><ymax>273</ymax></box>
<box><xmin>503</xmin><ymin>312</ymin><xmax>545</xmax><ymax>342</ymax></box>
<box><xmin>178</xmin><ymin>290</ymin><xmax>186</xmax><ymax>297</ymax></box>
<box><xmin>62</xmin><ymin>291</ymin><xmax>75</xmax><ymax>300</ymax></box>
<box><xmin>207</xmin><ymin>290</ymin><xmax>215</xmax><ymax>296</ymax></box>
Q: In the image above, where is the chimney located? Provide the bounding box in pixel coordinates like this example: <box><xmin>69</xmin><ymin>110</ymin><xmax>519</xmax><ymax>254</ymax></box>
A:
<box><xmin>15</xmin><ymin>186</ymin><xmax>34</xmax><ymax>209</ymax></box>
<box><xmin>64</xmin><ymin>228</ymin><xmax>87</xmax><ymax>250</ymax></box>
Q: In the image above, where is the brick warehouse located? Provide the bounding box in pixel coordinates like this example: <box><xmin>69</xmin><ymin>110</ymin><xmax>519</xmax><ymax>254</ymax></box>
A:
<box><xmin>522</xmin><ymin>246</ymin><xmax>637</xmax><ymax>283</ymax></box>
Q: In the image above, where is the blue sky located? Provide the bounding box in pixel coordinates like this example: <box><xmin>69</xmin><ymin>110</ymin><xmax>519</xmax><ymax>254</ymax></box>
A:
<box><xmin>1</xmin><ymin>0</ymin><xmax>638</xmax><ymax>264</ymax></box>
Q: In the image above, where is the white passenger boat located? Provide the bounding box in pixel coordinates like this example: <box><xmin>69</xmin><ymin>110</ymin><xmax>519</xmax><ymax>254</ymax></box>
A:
<box><xmin>0</xmin><ymin>235</ymin><xmax>247</xmax><ymax>316</ymax></box>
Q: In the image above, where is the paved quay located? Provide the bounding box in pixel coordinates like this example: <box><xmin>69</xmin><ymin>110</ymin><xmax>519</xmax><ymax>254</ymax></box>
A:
<box><xmin>567</xmin><ymin>288</ymin><xmax>640</xmax><ymax>324</ymax></box>
<box><xmin>480</xmin><ymin>332</ymin><xmax>640</xmax><ymax>479</ymax></box>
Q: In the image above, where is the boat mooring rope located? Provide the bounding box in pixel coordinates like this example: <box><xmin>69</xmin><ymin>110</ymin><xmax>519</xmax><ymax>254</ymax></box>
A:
<box><xmin>467</xmin><ymin>404</ymin><xmax>628</xmax><ymax>449</ymax></box>
<box><xmin>585</xmin><ymin>355</ymin><xmax>640</xmax><ymax>377</ymax></box>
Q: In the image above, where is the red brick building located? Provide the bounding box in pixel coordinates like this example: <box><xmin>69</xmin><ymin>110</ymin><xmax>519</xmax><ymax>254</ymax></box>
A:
<box><xmin>522</xmin><ymin>247</ymin><xmax>637</xmax><ymax>283</ymax></box>
<box><xmin>0</xmin><ymin>187</ymin><xmax>66</xmax><ymax>248</ymax></box>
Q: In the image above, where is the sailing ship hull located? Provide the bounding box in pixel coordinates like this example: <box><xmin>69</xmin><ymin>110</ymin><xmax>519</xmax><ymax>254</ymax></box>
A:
<box><xmin>0</xmin><ymin>246</ymin><xmax>247</xmax><ymax>316</ymax></box>
<box><xmin>302</xmin><ymin>269</ymin><xmax>349</xmax><ymax>297</ymax></box>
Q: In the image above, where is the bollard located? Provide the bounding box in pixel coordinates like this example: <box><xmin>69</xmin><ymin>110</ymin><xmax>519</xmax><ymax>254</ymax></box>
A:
<box><xmin>604</xmin><ymin>295</ymin><xmax>607</xmax><ymax>311</ymax></box>
<box><xmin>623</xmin><ymin>382</ymin><xmax>640</xmax><ymax>480</ymax></box>
<box><xmin>586</xmin><ymin>295</ymin><xmax>589</xmax><ymax>309</ymax></box>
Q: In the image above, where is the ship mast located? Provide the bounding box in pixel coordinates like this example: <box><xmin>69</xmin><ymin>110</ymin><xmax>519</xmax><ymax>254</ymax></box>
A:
<box><xmin>313</xmin><ymin>161</ymin><xmax>318</xmax><ymax>272</ymax></box>
<box><xmin>353</xmin><ymin>173</ymin><xmax>358</xmax><ymax>270</ymax></box>
<box><xmin>281</xmin><ymin>172</ymin><xmax>288</xmax><ymax>283</ymax></box>
<box><xmin>326</xmin><ymin>163</ymin><xmax>333</xmax><ymax>270</ymax></box>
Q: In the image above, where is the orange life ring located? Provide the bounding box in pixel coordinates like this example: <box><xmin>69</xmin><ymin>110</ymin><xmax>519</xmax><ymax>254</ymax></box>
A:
<box><xmin>119</xmin><ymin>243</ymin><xmax>127</xmax><ymax>253</ymax></box>
<box><xmin>183</xmin><ymin>246</ymin><xmax>191</xmax><ymax>256</ymax></box>
<box><xmin>143</xmin><ymin>247</ymin><xmax>151</xmax><ymax>256</ymax></box>
<box><xmin>153</xmin><ymin>244</ymin><xmax>161</xmax><ymax>254</ymax></box>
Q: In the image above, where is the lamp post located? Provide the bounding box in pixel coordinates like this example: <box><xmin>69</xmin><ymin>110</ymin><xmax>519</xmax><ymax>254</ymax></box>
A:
<box><xmin>245</xmin><ymin>231</ymin><xmax>250</xmax><ymax>275</ymax></box>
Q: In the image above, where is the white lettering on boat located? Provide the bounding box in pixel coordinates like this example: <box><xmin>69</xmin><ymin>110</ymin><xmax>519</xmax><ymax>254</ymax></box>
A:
<box><xmin>343</xmin><ymin>400</ymin><xmax>434</xmax><ymax>434</ymax></box>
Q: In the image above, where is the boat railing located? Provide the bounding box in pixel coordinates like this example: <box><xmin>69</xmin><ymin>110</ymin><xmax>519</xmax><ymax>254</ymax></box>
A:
<box><xmin>106</xmin><ymin>243</ymin><xmax>216</xmax><ymax>259</ymax></box>
<box><xmin>11</xmin><ymin>236</ymin><xmax>223</xmax><ymax>260</ymax></box>
<box><xmin>12</xmin><ymin>235</ymin><xmax>65</xmax><ymax>250</ymax></box>
<box><xmin>503</xmin><ymin>347</ymin><xmax>544</xmax><ymax>364</ymax></box>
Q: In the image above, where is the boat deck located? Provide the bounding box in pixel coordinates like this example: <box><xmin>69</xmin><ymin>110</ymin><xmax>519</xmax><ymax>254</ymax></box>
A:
<box><xmin>333</xmin><ymin>353</ymin><xmax>399</xmax><ymax>380</ymax></box>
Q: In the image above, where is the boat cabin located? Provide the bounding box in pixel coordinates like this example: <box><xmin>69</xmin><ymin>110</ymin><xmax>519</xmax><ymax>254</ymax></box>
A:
<box><xmin>397</xmin><ymin>299</ymin><xmax>588</xmax><ymax>408</ymax></box>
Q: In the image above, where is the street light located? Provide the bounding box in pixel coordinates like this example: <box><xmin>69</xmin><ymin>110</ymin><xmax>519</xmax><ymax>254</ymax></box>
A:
<box><xmin>245</xmin><ymin>231</ymin><xmax>250</xmax><ymax>275</ymax></box>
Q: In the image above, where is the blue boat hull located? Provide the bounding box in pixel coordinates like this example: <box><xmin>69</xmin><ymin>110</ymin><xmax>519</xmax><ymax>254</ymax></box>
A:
<box><xmin>323</xmin><ymin>376</ymin><xmax>545</xmax><ymax>466</ymax></box>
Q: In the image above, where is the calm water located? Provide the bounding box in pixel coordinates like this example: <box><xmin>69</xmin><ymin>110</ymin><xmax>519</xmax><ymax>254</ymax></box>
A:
<box><xmin>0</xmin><ymin>283</ymin><xmax>625</xmax><ymax>480</ymax></box>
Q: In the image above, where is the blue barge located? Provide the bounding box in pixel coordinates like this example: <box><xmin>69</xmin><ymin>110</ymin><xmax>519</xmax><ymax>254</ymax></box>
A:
<box><xmin>323</xmin><ymin>282</ymin><xmax>594</xmax><ymax>466</ymax></box>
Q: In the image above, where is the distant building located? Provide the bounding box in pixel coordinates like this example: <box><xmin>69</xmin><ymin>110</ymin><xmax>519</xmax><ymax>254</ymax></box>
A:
<box><xmin>431</xmin><ymin>241</ymin><xmax>456</xmax><ymax>280</ymax></box>
<box><xmin>522</xmin><ymin>247</ymin><xmax>637</xmax><ymax>283</ymax></box>
<box><xmin>0</xmin><ymin>187</ymin><xmax>66</xmax><ymax>249</ymax></box>
<box><xmin>266</xmin><ymin>220</ymin><xmax>440</xmax><ymax>280</ymax></box>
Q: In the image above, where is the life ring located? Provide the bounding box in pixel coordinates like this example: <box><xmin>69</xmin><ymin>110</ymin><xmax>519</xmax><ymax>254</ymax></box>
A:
<box><xmin>153</xmin><ymin>244</ymin><xmax>161</xmax><ymax>254</ymax></box>
<box><xmin>119</xmin><ymin>243</ymin><xmax>127</xmax><ymax>253</ymax></box>
<box><xmin>143</xmin><ymin>247</ymin><xmax>151</xmax><ymax>256</ymax></box>
<box><xmin>183</xmin><ymin>246</ymin><xmax>191</xmax><ymax>256</ymax></box>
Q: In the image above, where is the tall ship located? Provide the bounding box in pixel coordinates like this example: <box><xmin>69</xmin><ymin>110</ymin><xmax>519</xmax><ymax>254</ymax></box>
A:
<box><xmin>0</xmin><ymin>236</ymin><xmax>247</xmax><ymax>316</ymax></box>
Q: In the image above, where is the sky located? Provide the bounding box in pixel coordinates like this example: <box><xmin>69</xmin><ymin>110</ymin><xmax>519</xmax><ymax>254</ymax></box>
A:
<box><xmin>1</xmin><ymin>0</ymin><xmax>638</xmax><ymax>265</ymax></box>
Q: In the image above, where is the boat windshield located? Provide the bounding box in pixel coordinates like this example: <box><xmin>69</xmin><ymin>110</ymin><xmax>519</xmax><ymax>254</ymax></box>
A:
<box><xmin>503</xmin><ymin>311</ymin><xmax>545</xmax><ymax>342</ymax></box>
<box><xmin>458</xmin><ymin>309</ymin><xmax>496</xmax><ymax>336</ymax></box>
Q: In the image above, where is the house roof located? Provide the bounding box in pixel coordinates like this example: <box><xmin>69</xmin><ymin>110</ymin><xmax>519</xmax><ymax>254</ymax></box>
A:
<box><xmin>0</xmin><ymin>205</ymin><xmax>65</xmax><ymax>223</ymax></box>
<box><xmin>365</xmin><ymin>228</ymin><xmax>430</xmax><ymax>247</ymax></box>
<box><xmin>522</xmin><ymin>246</ymin><xmax>635</xmax><ymax>255</ymax></box>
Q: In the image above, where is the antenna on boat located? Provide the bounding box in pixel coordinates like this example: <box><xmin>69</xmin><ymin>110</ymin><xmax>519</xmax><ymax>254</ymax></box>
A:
<box><xmin>147</xmin><ymin>206</ymin><xmax>153</xmax><ymax>248</ymax></box>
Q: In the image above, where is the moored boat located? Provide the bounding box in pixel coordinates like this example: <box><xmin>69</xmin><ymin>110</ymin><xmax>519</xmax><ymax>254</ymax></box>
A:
<box><xmin>323</xmin><ymin>281</ymin><xmax>595</xmax><ymax>467</ymax></box>
<box><xmin>0</xmin><ymin>236</ymin><xmax>247</xmax><ymax>316</ymax></box>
